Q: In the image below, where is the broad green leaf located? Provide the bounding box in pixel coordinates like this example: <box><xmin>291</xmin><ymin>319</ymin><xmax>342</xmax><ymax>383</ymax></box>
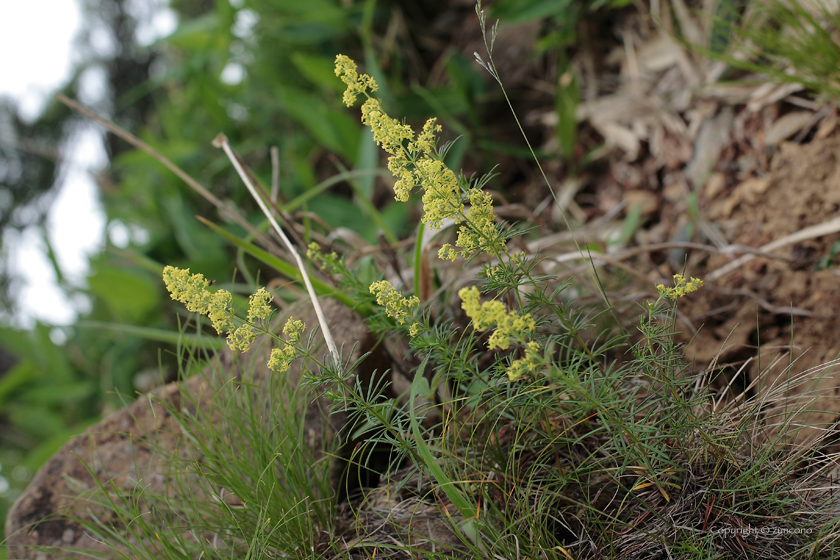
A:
<box><xmin>276</xmin><ymin>85</ymin><xmax>359</xmax><ymax>159</ymax></box>
<box><xmin>167</xmin><ymin>13</ymin><xmax>225</xmax><ymax>50</ymax></box>
<box><xmin>308</xmin><ymin>194</ymin><xmax>381</xmax><ymax>242</ymax></box>
<box><xmin>0</xmin><ymin>361</ymin><xmax>37</xmax><ymax>410</ymax></box>
<box><xmin>290</xmin><ymin>52</ymin><xmax>345</xmax><ymax>92</ymax></box>
<box><xmin>32</xmin><ymin>324</ymin><xmax>73</xmax><ymax>383</ymax></box>
<box><xmin>620</xmin><ymin>204</ymin><xmax>644</xmax><ymax>245</ymax></box>
<box><xmin>9</xmin><ymin>406</ymin><xmax>65</xmax><ymax>440</ymax></box>
<box><xmin>162</xmin><ymin>194</ymin><xmax>225</xmax><ymax>264</ymax></box>
<box><xmin>555</xmin><ymin>64</ymin><xmax>579</xmax><ymax>163</ymax></box>
<box><xmin>21</xmin><ymin>382</ymin><xmax>93</xmax><ymax>406</ymax></box>
<box><xmin>77</xmin><ymin>321</ymin><xmax>227</xmax><ymax>349</ymax></box>
<box><xmin>0</xmin><ymin>327</ymin><xmax>35</xmax><ymax>360</ymax></box>
<box><xmin>492</xmin><ymin>0</ymin><xmax>575</xmax><ymax>22</ymax></box>
<box><xmin>380</xmin><ymin>202</ymin><xmax>412</xmax><ymax>240</ymax></box>
<box><xmin>88</xmin><ymin>265</ymin><xmax>160</xmax><ymax>322</ymax></box>
<box><xmin>354</xmin><ymin>128</ymin><xmax>378</xmax><ymax>199</ymax></box>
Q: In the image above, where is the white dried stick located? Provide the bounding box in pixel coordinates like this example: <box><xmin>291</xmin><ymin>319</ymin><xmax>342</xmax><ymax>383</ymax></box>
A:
<box><xmin>213</xmin><ymin>133</ymin><xmax>340</xmax><ymax>367</ymax></box>
<box><xmin>707</xmin><ymin>215</ymin><xmax>840</xmax><ymax>282</ymax></box>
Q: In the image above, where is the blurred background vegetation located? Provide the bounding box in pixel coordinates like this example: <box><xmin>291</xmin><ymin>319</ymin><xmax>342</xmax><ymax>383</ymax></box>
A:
<box><xmin>0</xmin><ymin>0</ymin><xmax>630</xmax><ymax>544</ymax></box>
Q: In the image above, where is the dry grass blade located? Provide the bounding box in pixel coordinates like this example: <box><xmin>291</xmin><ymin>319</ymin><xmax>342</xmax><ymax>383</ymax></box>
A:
<box><xmin>213</xmin><ymin>133</ymin><xmax>340</xmax><ymax>368</ymax></box>
<box><xmin>707</xmin><ymin>216</ymin><xmax>840</xmax><ymax>281</ymax></box>
<box><xmin>54</xmin><ymin>93</ymin><xmax>281</xmax><ymax>255</ymax></box>
<box><xmin>270</xmin><ymin>145</ymin><xmax>280</xmax><ymax>203</ymax></box>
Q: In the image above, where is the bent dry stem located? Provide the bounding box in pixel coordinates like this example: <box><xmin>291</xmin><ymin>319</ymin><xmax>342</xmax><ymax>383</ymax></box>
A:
<box><xmin>213</xmin><ymin>133</ymin><xmax>340</xmax><ymax>369</ymax></box>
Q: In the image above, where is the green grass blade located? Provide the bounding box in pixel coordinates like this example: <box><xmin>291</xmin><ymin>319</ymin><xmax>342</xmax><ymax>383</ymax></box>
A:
<box><xmin>197</xmin><ymin>216</ymin><xmax>368</xmax><ymax>314</ymax></box>
<box><xmin>77</xmin><ymin>321</ymin><xmax>227</xmax><ymax>349</ymax></box>
<box><xmin>413</xmin><ymin>222</ymin><xmax>425</xmax><ymax>300</ymax></box>
<box><xmin>410</xmin><ymin>355</ymin><xmax>480</xmax><ymax>545</ymax></box>
<box><xmin>281</xmin><ymin>169</ymin><xmax>390</xmax><ymax>213</ymax></box>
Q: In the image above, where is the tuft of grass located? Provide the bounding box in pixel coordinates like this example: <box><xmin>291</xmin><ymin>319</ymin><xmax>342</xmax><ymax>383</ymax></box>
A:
<box><xmin>680</xmin><ymin>0</ymin><xmax>840</xmax><ymax>101</ymax></box>
<box><xmin>32</xmin><ymin>328</ymin><xmax>341</xmax><ymax>559</ymax></box>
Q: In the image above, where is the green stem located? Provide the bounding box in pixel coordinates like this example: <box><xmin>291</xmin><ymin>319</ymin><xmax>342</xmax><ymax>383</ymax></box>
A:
<box><xmin>413</xmin><ymin>221</ymin><xmax>425</xmax><ymax>299</ymax></box>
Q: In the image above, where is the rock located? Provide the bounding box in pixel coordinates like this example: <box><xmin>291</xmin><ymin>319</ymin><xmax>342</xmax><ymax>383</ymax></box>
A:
<box><xmin>5</xmin><ymin>298</ymin><xmax>387</xmax><ymax>559</ymax></box>
<box><xmin>337</xmin><ymin>467</ymin><xmax>467</xmax><ymax>556</ymax></box>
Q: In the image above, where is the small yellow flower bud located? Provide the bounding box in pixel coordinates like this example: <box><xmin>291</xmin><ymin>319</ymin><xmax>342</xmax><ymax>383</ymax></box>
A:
<box><xmin>370</xmin><ymin>280</ymin><xmax>419</xmax><ymax>325</ymax></box>
<box><xmin>227</xmin><ymin>325</ymin><xmax>257</xmax><ymax>352</ymax></box>
<box><xmin>283</xmin><ymin>317</ymin><xmax>305</xmax><ymax>345</ymax></box>
<box><xmin>247</xmin><ymin>288</ymin><xmax>273</xmax><ymax>323</ymax></box>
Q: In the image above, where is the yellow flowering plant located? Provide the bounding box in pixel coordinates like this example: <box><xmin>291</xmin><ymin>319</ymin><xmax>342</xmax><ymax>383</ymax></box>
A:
<box><xmin>335</xmin><ymin>54</ymin><xmax>549</xmax><ymax>382</ymax></box>
<box><xmin>458</xmin><ymin>286</ymin><xmax>541</xmax><ymax>381</ymax></box>
<box><xmin>50</xmin><ymin>0</ymin><xmax>840</xmax><ymax>555</ymax></box>
<box><xmin>656</xmin><ymin>274</ymin><xmax>703</xmax><ymax>300</ymax></box>
<box><xmin>162</xmin><ymin>266</ymin><xmax>304</xmax><ymax>373</ymax></box>
<box><xmin>92</xmin><ymin>4</ymin><xmax>839</xmax><ymax>556</ymax></box>
<box><xmin>335</xmin><ymin>54</ymin><xmax>508</xmax><ymax>262</ymax></box>
<box><xmin>369</xmin><ymin>280</ymin><xmax>420</xmax><ymax>334</ymax></box>
<box><xmin>331</xmin><ymin>55</ymin><xmax>708</xmax><ymax>391</ymax></box>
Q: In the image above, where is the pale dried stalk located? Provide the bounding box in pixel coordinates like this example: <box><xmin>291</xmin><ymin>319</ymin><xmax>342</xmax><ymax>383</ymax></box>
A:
<box><xmin>54</xmin><ymin>93</ymin><xmax>280</xmax><ymax>254</ymax></box>
<box><xmin>270</xmin><ymin>145</ymin><xmax>280</xmax><ymax>203</ymax></box>
<box><xmin>707</xmin><ymin>215</ymin><xmax>840</xmax><ymax>282</ymax></box>
<box><xmin>213</xmin><ymin>133</ymin><xmax>340</xmax><ymax>367</ymax></box>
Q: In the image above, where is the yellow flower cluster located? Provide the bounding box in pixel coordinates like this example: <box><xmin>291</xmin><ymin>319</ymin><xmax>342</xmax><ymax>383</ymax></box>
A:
<box><xmin>163</xmin><ymin>266</ymin><xmax>234</xmax><ymax>335</ymax></box>
<box><xmin>656</xmin><ymin>274</ymin><xmax>704</xmax><ymax>300</ymax></box>
<box><xmin>227</xmin><ymin>325</ymin><xmax>257</xmax><ymax>352</ymax></box>
<box><xmin>163</xmin><ymin>267</ymin><xmax>308</xmax><ymax>373</ymax></box>
<box><xmin>361</xmin><ymin>99</ymin><xmax>415</xmax><ymax>165</ymax></box>
<box><xmin>164</xmin><ymin>266</ymin><xmax>281</xmax><ymax>355</ymax></box>
<box><xmin>415</xmin><ymin>157</ymin><xmax>460</xmax><ymax>227</ymax></box>
<box><xmin>227</xmin><ymin>287</ymin><xmax>281</xmax><ymax>352</ymax></box>
<box><xmin>369</xmin><ymin>280</ymin><xmax>420</xmax><ymax>335</ymax></box>
<box><xmin>507</xmin><ymin>341</ymin><xmax>542</xmax><ymax>382</ymax></box>
<box><xmin>454</xmin><ymin>189</ymin><xmax>505</xmax><ymax>258</ymax></box>
<box><xmin>247</xmin><ymin>288</ymin><xmax>273</xmax><ymax>323</ymax></box>
<box><xmin>459</xmin><ymin>287</ymin><xmax>536</xmax><ymax>350</ymax></box>
<box><xmin>459</xmin><ymin>286</ymin><xmax>540</xmax><ymax>381</ymax></box>
<box><xmin>267</xmin><ymin>317</ymin><xmax>305</xmax><ymax>373</ymax></box>
<box><xmin>335</xmin><ymin>54</ymin><xmax>505</xmax><ymax>261</ymax></box>
<box><xmin>307</xmin><ymin>242</ymin><xmax>340</xmax><ymax>275</ymax></box>
<box><xmin>334</xmin><ymin>54</ymin><xmax>378</xmax><ymax>107</ymax></box>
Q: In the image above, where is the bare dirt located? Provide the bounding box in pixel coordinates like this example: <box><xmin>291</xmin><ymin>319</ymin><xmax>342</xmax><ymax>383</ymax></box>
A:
<box><xmin>682</xmin><ymin>133</ymin><xmax>840</xmax><ymax>438</ymax></box>
<box><xmin>504</xmin><ymin>3</ymin><xmax>840</xmax><ymax>442</ymax></box>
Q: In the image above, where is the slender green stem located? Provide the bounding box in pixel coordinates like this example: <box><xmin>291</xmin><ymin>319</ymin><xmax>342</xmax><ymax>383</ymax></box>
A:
<box><xmin>413</xmin><ymin>221</ymin><xmax>425</xmax><ymax>299</ymax></box>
